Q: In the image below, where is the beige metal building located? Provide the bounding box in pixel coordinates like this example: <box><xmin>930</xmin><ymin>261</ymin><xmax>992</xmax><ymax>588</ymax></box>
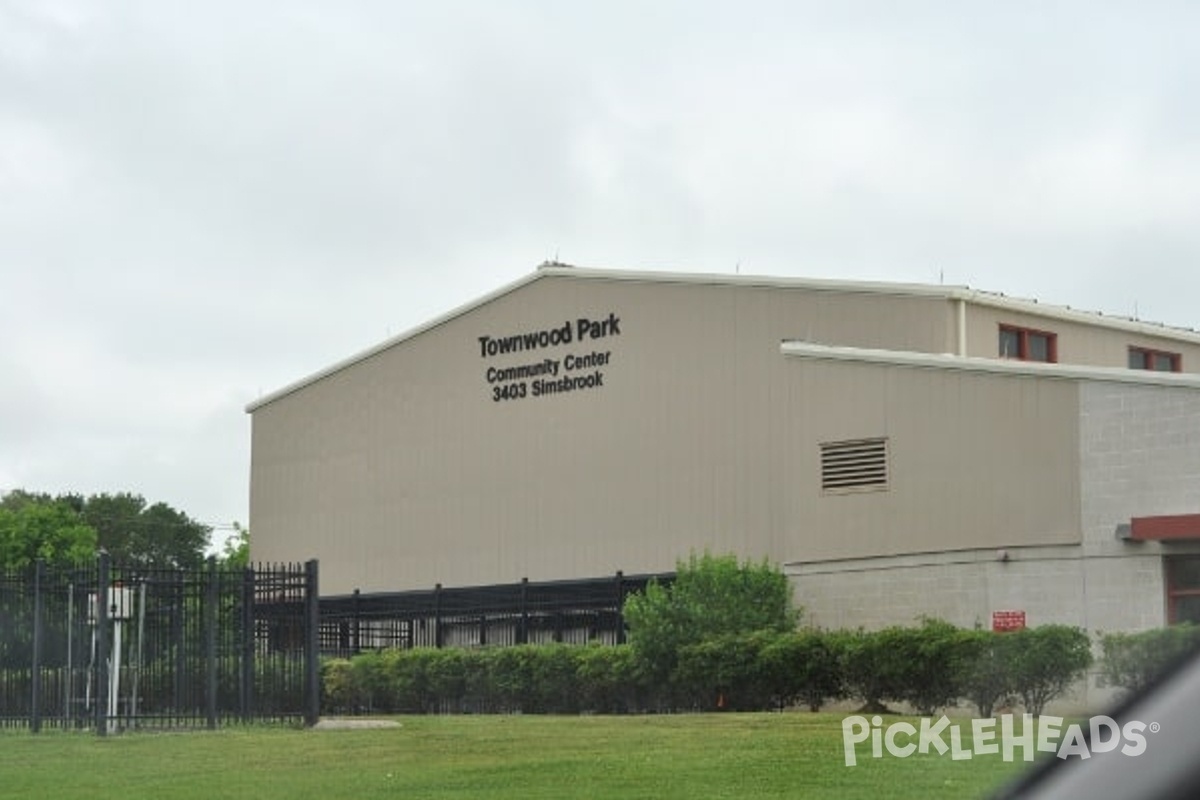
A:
<box><xmin>248</xmin><ymin>264</ymin><xmax>1200</xmax><ymax>702</ymax></box>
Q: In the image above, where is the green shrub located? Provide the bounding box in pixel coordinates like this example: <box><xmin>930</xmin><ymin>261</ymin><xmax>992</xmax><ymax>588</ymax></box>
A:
<box><xmin>956</xmin><ymin>629</ymin><xmax>1013</xmax><ymax>717</ymax></box>
<box><xmin>487</xmin><ymin>646</ymin><xmax>534</xmax><ymax>711</ymax></box>
<box><xmin>623</xmin><ymin>553</ymin><xmax>797</xmax><ymax>694</ymax></box>
<box><xmin>1100</xmin><ymin>624</ymin><xmax>1200</xmax><ymax>696</ymax></box>
<box><xmin>528</xmin><ymin>644</ymin><xmax>582</xmax><ymax>713</ymax></box>
<box><xmin>321</xmin><ymin>658</ymin><xmax>357</xmax><ymax>713</ymax></box>
<box><xmin>462</xmin><ymin>648</ymin><xmax>496</xmax><ymax>712</ymax></box>
<box><xmin>321</xmin><ymin>643</ymin><xmax>645</xmax><ymax>715</ymax></box>
<box><xmin>760</xmin><ymin>629</ymin><xmax>843</xmax><ymax>712</ymax></box>
<box><xmin>318</xmin><ymin>621</ymin><xmax>1100</xmax><ymax>717</ymax></box>
<box><xmin>349</xmin><ymin>649</ymin><xmax>411</xmax><ymax>712</ymax></box>
<box><xmin>893</xmin><ymin>618</ymin><xmax>978</xmax><ymax>716</ymax></box>
<box><xmin>1006</xmin><ymin>625</ymin><xmax>1092</xmax><ymax>715</ymax></box>
<box><xmin>575</xmin><ymin>644</ymin><xmax>642</xmax><ymax>713</ymax></box>
<box><xmin>834</xmin><ymin>628</ymin><xmax>915</xmax><ymax>712</ymax></box>
<box><xmin>423</xmin><ymin>647</ymin><xmax>467</xmax><ymax>712</ymax></box>
<box><xmin>674</xmin><ymin>631</ymin><xmax>777</xmax><ymax>711</ymax></box>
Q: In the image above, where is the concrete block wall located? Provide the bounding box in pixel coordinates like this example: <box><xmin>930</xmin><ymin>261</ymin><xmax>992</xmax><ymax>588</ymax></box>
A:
<box><xmin>789</xmin><ymin>547</ymin><xmax>1085</xmax><ymax>632</ymax></box>
<box><xmin>787</xmin><ymin>547</ymin><xmax>1165</xmax><ymax>712</ymax></box>
<box><xmin>1079</xmin><ymin>382</ymin><xmax>1200</xmax><ymax>555</ymax></box>
<box><xmin>786</xmin><ymin>377</ymin><xmax>1200</xmax><ymax>713</ymax></box>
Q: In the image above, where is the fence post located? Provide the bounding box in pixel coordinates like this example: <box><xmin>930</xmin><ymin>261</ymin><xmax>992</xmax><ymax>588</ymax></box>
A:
<box><xmin>205</xmin><ymin>557</ymin><xmax>218</xmax><ymax>730</ymax></box>
<box><xmin>303</xmin><ymin>560</ymin><xmax>320</xmax><ymax>727</ymax></box>
<box><xmin>614</xmin><ymin>571</ymin><xmax>625</xmax><ymax>644</ymax></box>
<box><xmin>240</xmin><ymin>567</ymin><xmax>255</xmax><ymax>721</ymax></box>
<box><xmin>30</xmin><ymin>559</ymin><xmax>45</xmax><ymax>734</ymax></box>
<box><xmin>433</xmin><ymin>583</ymin><xmax>443</xmax><ymax>648</ymax></box>
<box><xmin>171</xmin><ymin>570</ymin><xmax>185</xmax><ymax>715</ymax></box>
<box><xmin>95</xmin><ymin>552</ymin><xmax>111</xmax><ymax>737</ymax></box>
<box><xmin>518</xmin><ymin>577</ymin><xmax>529</xmax><ymax>645</ymax></box>
<box><xmin>351</xmin><ymin>588</ymin><xmax>361</xmax><ymax>656</ymax></box>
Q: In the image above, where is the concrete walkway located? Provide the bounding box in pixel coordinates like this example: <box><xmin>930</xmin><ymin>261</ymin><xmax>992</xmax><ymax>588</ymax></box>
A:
<box><xmin>313</xmin><ymin>718</ymin><xmax>402</xmax><ymax>730</ymax></box>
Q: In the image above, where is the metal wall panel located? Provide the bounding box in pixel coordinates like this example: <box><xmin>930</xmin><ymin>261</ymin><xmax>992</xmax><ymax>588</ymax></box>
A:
<box><xmin>779</xmin><ymin>359</ymin><xmax>1082</xmax><ymax>562</ymax></box>
<box><xmin>250</xmin><ymin>272</ymin><xmax>1091</xmax><ymax>594</ymax></box>
<box><xmin>965</xmin><ymin>305</ymin><xmax>1200</xmax><ymax>370</ymax></box>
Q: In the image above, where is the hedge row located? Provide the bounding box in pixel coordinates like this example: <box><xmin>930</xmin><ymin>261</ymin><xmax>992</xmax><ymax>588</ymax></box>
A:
<box><xmin>323</xmin><ymin>643</ymin><xmax>647</xmax><ymax>715</ymax></box>
<box><xmin>322</xmin><ymin>620</ymin><xmax>1098</xmax><ymax>716</ymax></box>
<box><xmin>1099</xmin><ymin>623</ymin><xmax>1200</xmax><ymax>696</ymax></box>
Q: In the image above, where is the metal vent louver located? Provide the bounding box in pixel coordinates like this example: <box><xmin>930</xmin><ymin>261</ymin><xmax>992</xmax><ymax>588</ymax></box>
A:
<box><xmin>820</xmin><ymin>438</ymin><xmax>889</xmax><ymax>493</ymax></box>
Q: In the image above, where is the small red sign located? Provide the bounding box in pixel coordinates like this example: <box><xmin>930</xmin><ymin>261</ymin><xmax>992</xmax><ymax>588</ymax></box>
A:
<box><xmin>992</xmin><ymin>610</ymin><xmax>1026</xmax><ymax>632</ymax></box>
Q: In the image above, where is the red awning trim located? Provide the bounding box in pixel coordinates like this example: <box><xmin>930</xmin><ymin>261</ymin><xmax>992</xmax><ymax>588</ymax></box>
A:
<box><xmin>1129</xmin><ymin>514</ymin><xmax>1200</xmax><ymax>542</ymax></box>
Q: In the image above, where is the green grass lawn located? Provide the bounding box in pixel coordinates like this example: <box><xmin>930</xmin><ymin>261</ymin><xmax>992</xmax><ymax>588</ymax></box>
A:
<box><xmin>0</xmin><ymin>713</ymin><xmax>1032</xmax><ymax>799</ymax></box>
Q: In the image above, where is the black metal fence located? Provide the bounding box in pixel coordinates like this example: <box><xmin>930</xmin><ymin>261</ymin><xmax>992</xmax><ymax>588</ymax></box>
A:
<box><xmin>0</xmin><ymin>555</ymin><xmax>319</xmax><ymax>734</ymax></box>
<box><xmin>319</xmin><ymin>571</ymin><xmax>672</xmax><ymax>658</ymax></box>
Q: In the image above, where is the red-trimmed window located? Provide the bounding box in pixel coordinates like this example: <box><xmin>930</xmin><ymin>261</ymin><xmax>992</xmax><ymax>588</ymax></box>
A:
<box><xmin>1166</xmin><ymin>557</ymin><xmax>1200</xmax><ymax>624</ymax></box>
<box><xmin>1129</xmin><ymin>346</ymin><xmax>1181</xmax><ymax>372</ymax></box>
<box><xmin>999</xmin><ymin>325</ymin><xmax>1057</xmax><ymax>363</ymax></box>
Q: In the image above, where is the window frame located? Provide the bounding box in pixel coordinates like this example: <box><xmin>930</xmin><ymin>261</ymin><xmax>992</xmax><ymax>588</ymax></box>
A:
<box><xmin>998</xmin><ymin>324</ymin><xmax>1058</xmax><ymax>363</ymax></box>
<box><xmin>1129</xmin><ymin>346</ymin><xmax>1182</xmax><ymax>373</ymax></box>
<box><xmin>1166</xmin><ymin>557</ymin><xmax>1200</xmax><ymax>624</ymax></box>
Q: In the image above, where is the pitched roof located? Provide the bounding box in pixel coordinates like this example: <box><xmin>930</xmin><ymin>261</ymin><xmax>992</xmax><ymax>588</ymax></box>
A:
<box><xmin>246</xmin><ymin>262</ymin><xmax>1200</xmax><ymax>412</ymax></box>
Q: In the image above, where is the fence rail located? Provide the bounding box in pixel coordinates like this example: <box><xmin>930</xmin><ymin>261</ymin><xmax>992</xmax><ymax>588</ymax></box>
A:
<box><xmin>0</xmin><ymin>555</ymin><xmax>318</xmax><ymax>734</ymax></box>
<box><xmin>319</xmin><ymin>571</ymin><xmax>672</xmax><ymax>658</ymax></box>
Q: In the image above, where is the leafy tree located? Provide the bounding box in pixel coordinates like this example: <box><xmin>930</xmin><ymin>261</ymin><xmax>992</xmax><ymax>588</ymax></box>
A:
<box><xmin>0</xmin><ymin>489</ymin><xmax>86</xmax><ymax>514</ymax></box>
<box><xmin>0</xmin><ymin>489</ymin><xmax>213</xmax><ymax>571</ymax></box>
<box><xmin>219</xmin><ymin>522</ymin><xmax>250</xmax><ymax>568</ymax></box>
<box><xmin>81</xmin><ymin>492</ymin><xmax>210</xmax><ymax>570</ymax></box>
<box><xmin>622</xmin><ymin>552</ymin><xmax>798</xmax><ymax>690</ymax></box>
<box><xmin>0</xmin><ymin>497</ymin><xmax>97</xmax><ymax>569</ymax></box>
<box><xmin>0</xmin><ymin>489</ymin><xmax>49</xmax><ymax>512</ymax></box>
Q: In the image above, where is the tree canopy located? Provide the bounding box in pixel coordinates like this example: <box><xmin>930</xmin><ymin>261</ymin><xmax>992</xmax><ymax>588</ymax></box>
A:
<box><xmin>0</xmin><ymin>498</ymin><xmax>97</xmax><ymax>569</ymax></box>
<box><xmin>81</xmin><ymin>492</ymin><xmax>211</xmax><ymax>570</ymax></box>
<box><xmin>219</xmin><ymin>522</ymin><xmax>250</xmax><ymax>569</ymax></box>
<box><xmin>622</xmin><ymin>552</ymin><xmax>798</xmax><ymax>685</ymax></box>
<box><xmin>0</xmin><ymin>489</ymin><xmax>213</xmax><ymax>571</ymax></box>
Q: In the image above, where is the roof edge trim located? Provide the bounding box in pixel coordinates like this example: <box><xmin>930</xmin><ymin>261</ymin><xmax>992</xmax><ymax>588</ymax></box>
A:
<box><xmin>246</xmin><ymin>269</ymin><xmax>546</xmax><ymax>412</ymax></box>
<box><xmin>780</xmin><ymin>341</ymin><xmax>1200</xmax><ymax>388</ymax></box>
<box><xmin>540</xmin><ymin>265</ymin><xmax>1200</xmax><ymax>343</ymax></box>
<box><xmin>533</xmin><ymin>263</ymin><xmax>969</xmax><ymax>298</ymax></box>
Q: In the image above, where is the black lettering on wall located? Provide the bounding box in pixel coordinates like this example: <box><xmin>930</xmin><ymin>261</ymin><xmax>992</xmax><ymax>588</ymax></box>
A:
<box><xmin>478</xmin><ymin>312</ymin><xmax>621</xmax><ymax>403</ymax></box>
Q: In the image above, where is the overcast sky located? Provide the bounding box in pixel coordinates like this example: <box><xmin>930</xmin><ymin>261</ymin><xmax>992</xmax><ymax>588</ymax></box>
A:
<box><xmin>3</xmin><ymin>2</ymin><xmax>1199</xmax><ymax>545</ymax></box>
